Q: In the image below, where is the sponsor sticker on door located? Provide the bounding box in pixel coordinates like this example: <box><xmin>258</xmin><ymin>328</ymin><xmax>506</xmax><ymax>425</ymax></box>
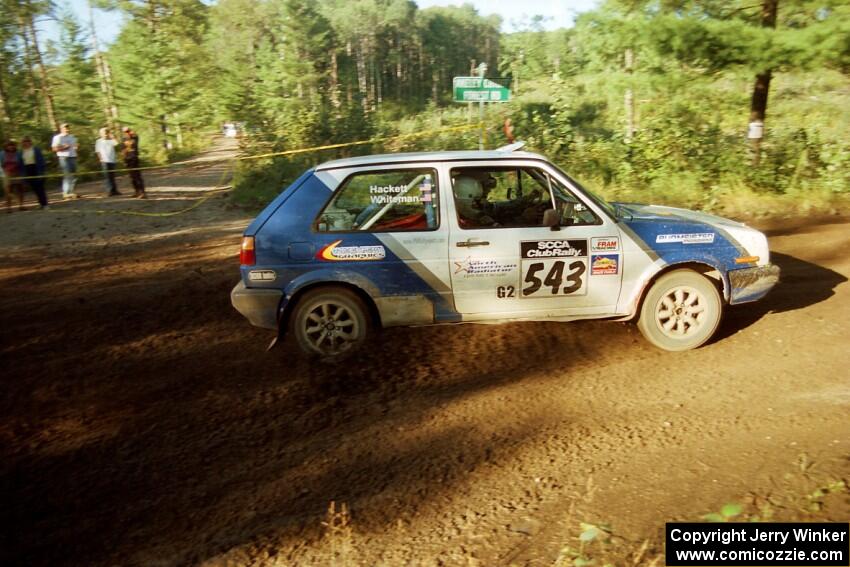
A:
<box><xmin>590</xmin><ymin>254</ymin><xmax>619</xmax><ymax>275</ymax></box>
<box><xmin>591</xmin><ymin>236</ymin><xmax>619</xmax><ymax>252</ymax></box>
<box><xmin>454</xmin><ymin>257</ymin><xmax>517</xmax><ymax>278</ymax></box>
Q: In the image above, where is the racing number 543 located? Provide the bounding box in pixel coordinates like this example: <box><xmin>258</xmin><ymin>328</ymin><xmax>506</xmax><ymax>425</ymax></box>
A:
<box><xmin>522</xmin><ymin>260</ymin><xmax>586</xmax><ymax>296</ymax></box>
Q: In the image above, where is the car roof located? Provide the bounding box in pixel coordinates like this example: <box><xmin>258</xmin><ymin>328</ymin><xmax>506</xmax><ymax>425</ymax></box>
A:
<box><xmin>315</xmin><ymin>150</ymin><xmax>550</xmax><ymax>171</ymax></box>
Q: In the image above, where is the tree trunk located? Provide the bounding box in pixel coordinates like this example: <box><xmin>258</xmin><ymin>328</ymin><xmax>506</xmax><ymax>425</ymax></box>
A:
<box><xmin>431</xmin><ymin>62</ymin><xmax>438</xmax><ymax>104</ymax></box>
<box><xmin>355</xmin><ymin>39</ymin><xmax>368</xmax><ymax>112</ymax></box>
<box><xmin>0</xmin><ymin>58</ymin><xmax>12</xmax><ymax>126</ymax></box>
<box><xmin>395</xmin><ymin>35</ymin><xmax>402</xmax><ymax>100</ymax></box>
<box><xmin>749</xmin><ymin>0</ymin><xmax>779</xmax><ymax>165</ymax></box>
<box><xmin>417</xmin><ymin>38</ymin><xmax>424</xmax><ymax>102</ymax></box>
<box><xmin>468</xmin><ymin>59</ymin><xmax>475</xmax><ymax>122</ymax></box>
<box><xmin>89</xmin><ymin>0</ymin><xmax>119</xmax><ymax>131</ymax></box>
<box><xmin>16</xmin><ymin>13</ymin><xmax>43</xmax><ymax>127</ymax></box>
<box><xmin>21</xmin><ymin>3</ymin><xmax>58</xmax><ymax>131</ymax></box>
<box><xmin>624</xmin><ymin>47</ymin><xmax>636</xmax><ymax>142</ymax></box>
<box><xmin>103</xmin><ymin>59</ymin><xmax>120</xmax><ymax>128</ymax></box>
<box><xmin>173</xmin><ymin>113</ymin><xmax>183</xmax><ymax>148</ymax></box>
<box><xmin>330</xmin><ymin>50</ymin><xmax>341</xmax><ymax>115</ymax></box>
<box><xmin>160</xmin><ymin>112</ymin><xmax>170</xmax><ymax>151</ymax></box>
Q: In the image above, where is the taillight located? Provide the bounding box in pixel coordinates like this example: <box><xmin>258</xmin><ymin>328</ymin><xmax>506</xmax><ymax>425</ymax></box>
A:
<box><xmin>240</xmin><ymin>236</ymin><xmax>256</xmax><ymax>266</ymax></box>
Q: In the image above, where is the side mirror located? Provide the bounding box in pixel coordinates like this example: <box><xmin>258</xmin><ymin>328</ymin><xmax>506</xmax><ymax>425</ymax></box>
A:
<box><xmin>543</xmin><ymin>208</ymin><xmax>560</xmax><ymax>230</ymax></box>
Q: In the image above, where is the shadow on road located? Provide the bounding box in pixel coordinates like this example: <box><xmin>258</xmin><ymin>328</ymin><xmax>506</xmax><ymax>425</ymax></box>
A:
<box><xmin>717</xmin><ymin>251</ymin><xmax>847</xmax><ymax>340</ymax></box>
<box><xmin>0</xmin><ymin>246</ymin><xmax>617</xmax><ymax>566</ymax></box>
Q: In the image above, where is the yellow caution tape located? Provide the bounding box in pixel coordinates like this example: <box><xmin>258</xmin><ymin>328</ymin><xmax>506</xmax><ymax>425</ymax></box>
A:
<box><xmin>24</xmin><ymin>122</ymin><xmax>481</xmax><ymax>218</ymax></box>
<box><xmin>239</xmin><ymin>123</ymin><xmax>481</xmax><ymax>161</ymax></box>
<box><xmin>9</xmin><ymin>122</ymin><xmax>481</xmax><ymax>181</ymax></box>
<box><xmin>47</xmin><ymin>159</ymin><xmax>237</xmax><ymax>218</ymax></box>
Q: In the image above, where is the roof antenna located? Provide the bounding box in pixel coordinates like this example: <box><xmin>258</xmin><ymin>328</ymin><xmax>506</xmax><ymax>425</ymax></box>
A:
<box><xmin>496</xmin><ymin>141</ymin><xmax>526</xmax><ymax>152</ymax></box>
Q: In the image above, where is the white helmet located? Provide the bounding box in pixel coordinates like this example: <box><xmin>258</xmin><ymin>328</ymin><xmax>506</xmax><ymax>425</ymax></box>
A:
<box><xmin>454</xmin><ymin>176</ymin><xmax>483</xmax><ymax>201</ymax></box>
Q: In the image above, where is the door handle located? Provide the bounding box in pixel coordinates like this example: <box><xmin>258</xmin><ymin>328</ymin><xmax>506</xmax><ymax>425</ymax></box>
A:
<box><xmin>456</xmin><ymin>239</ymin><xmax>490</xmax><ymax>247</ymax></box>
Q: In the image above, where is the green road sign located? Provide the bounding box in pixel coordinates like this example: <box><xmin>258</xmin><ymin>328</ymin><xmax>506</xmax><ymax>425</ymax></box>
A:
<box><xmin>453</xmin><ymin>76</ymin><xmax>511</xmax><ymax>102</ymax></box>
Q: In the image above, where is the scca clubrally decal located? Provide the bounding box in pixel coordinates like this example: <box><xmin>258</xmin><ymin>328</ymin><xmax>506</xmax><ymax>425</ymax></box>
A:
<box><xmin>317</xmin><ymin>240</ymin><xmax>386</xmax><ymax>261</ymax></box>
<box><xmin>520</xmin><ymin>239</ymin><xmax>587</xmax><ymax>259</ymax></box>
<box><xmin>519</xmin><ymin>239</ymin><xmax>588</xmax><ymax>297</ymax></box>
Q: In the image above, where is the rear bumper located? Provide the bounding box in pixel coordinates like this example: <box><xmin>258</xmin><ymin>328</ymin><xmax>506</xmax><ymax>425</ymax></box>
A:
<box><xmin>230</xmin><ymin>281</ymin><xmax>283</xmax><ymax>330</ymax></box>
<box><xmin>728</xmin><ymin>263</ymin><xmax>780</xmax><ymax>304</ymax></box>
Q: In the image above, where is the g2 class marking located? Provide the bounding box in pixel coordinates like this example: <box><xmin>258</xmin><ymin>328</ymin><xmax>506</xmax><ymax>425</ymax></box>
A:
<box><xmin>496</xmin><ymin>285</ymin><xmax>516</xmax><ymax>298</ymax></box>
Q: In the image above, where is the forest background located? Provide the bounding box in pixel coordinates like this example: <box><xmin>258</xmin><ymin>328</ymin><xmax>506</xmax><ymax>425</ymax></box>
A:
<box><xmin>2</xmin><ymin>0</ymin><xmax>849</xmax><ymax>216</ymax></box>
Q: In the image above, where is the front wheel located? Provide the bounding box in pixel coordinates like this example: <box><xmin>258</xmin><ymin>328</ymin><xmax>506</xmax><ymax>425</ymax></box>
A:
<box><xmin>637</xmin><ymin>269</ymin><xmax>723</xmax><ymax>351</ymax></box>
<box><xmin>289</xmin><ymin>287</ymin><xmax>371</xmax><ymax>360</ymax></box>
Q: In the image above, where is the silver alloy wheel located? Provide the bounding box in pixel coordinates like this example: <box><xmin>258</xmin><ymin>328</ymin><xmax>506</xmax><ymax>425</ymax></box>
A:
<box><xmin>303</xmin><ymin>301</ymin><xmax>360</xmax><ymax>354</ymax></box>
<box><xmin>654</xmin><ymin>285</ymin><xmax>706</xmax><ymax>339</ymax></box>
<box><xmin>638</xmin><ymin>269</ymin><xmax>722</xmax><ymax>351</ymax></box>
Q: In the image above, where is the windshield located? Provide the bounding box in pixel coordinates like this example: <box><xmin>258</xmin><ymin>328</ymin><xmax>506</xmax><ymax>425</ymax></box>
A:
<box><xmin>550</xmin><ymin>164</ymin><xmax>620</xmax><ymax>220</ymax></box>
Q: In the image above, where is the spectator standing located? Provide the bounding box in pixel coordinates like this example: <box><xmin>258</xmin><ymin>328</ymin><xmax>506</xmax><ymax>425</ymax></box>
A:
<box><xmin>51</xmin><ymin>123</ymin><xmax>79</xmax><ymax>199</ymax></box>
<box><xmin>17</xmin><ymin>137</ymin><xmax>48</xmax><ymax>209</ymax></box>
<box><xmin>1</xmin><ymin>140</ymin><xmax>24</xmax><ymax>212</ymax></box>
<box><xmin>95</xmin><ymin>128</ymin><xmax>121</xmax><ymax>197</ymax></box>
<box><xmin>121</xmin><ymin>126</ymin><xmax>146</xmax><ymax>199</ymax></box>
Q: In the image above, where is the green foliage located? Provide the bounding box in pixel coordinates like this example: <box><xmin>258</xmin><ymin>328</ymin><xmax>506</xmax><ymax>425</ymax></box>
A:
<box><xmin>0</xmin><ymin>0</ymin><xmax>847</xmax><ymax>214</ymax></box>
<box><xmin>103</xmin><ymin>0</ymin><xmax>215</xmax><ymax>163</ymax></box>
<box><xmin>703</xmin><ymin>502</ymin><xmax>743</xmax><ymax>522</ymax></box>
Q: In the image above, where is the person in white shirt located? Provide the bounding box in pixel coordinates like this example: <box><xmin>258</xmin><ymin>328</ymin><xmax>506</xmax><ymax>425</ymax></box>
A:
<box><xmin>95</xmin><ymin>128</ymin><xmax>121</xmax><ymax>196</ymax></box>
<box><xmin>51</xmin><ymin>123</ymin><xmax>79</xmax><ymax>199</ymax></box>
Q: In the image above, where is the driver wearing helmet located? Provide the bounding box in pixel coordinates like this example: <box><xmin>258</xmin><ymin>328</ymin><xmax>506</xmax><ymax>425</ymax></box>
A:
<box><xmin>453</xmin><ymin>175</ymin><xmax>498</xmax><ymax>228</ymax></box>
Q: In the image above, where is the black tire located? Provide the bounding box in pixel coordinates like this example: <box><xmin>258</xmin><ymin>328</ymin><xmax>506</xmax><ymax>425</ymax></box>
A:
<box><xmin>289</xmin><ymin>286</ymin><xmax>371</xmax><ymax>360</ymax></box>
<box><xmin>637</xmin><ymin>269</ymin><xmax>723</xmax><ymax>351</ymax></box>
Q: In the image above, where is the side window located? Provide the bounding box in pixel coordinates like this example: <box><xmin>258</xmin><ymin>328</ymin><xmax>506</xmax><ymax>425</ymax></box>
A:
<box><xmin>451</xmin><ymin>166</ymin><xmax>599</xmax><ymax>229</ymax></box>
<box><xmin>316</xmin><ymin>168</ymin><xmax>438</xmax><ymax>232</ymax></box>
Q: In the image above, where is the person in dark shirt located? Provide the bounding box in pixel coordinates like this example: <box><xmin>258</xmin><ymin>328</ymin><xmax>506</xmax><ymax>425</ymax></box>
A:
<box><xmin>121</xmin><ymin>126</ymin><xmax>146</xmax><ymax>199</ymax></box>
<box><xmin>1</xmin><ymin>140</ymin><xmax>24</xmax><ymax>212</ymax></box>
<box><xmin>17</xmin><ymin>137</ymin><xmax>48</xmax><ymax>209</ymax></box>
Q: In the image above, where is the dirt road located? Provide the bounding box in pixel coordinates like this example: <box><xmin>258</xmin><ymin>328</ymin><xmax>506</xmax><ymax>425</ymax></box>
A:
<box><xmin>1</xmin><ymin>141</ymin><xmax>848</xmax><ymax>566</ymax></box>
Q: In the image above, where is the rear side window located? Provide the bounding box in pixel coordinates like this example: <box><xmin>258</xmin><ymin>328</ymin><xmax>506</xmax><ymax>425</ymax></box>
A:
<box><xmin>316</xmin><ymin>168</ymin><xmax>439</xmax><ymax>232</ymax></box>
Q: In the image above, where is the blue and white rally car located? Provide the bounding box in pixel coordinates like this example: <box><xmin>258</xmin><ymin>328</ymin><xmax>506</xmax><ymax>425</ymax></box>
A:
<box><xmin>232</xmin><ymin>144</ymin><xmax>779</xmax><ymax>358</ymax></box>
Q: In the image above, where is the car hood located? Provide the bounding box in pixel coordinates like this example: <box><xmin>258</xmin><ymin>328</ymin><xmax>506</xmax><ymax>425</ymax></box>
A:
<box><xmin>614</xmin><ymin>202</ymin><xmax>770</xmax><ymax>267</ymax></box>
<box><xmin>614</xmin><ymin>203</ymin><xmax>748</xmax><ymax>229</ymax></box>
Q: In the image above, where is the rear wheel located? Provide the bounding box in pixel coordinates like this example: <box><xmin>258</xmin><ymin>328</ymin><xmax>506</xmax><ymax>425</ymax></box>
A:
<box><xmin>289</xmin><ymin>287</ymin><xmax>371</xmax><ymax>360</ymax></box>
<box><xmin>637</xmin><ymin>269</ymin><xmax>722</xmax><ymax>351</ymax></box>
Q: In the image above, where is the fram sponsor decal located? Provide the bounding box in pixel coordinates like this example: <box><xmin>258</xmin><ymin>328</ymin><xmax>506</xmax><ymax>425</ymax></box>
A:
<box><xmin>248</xmin><ymin>269</ymin><xmax>276</xmax><ymax>281</ymax></box>
<box><xmin>590</xmin><ymin>254</ymin><xmax>618</xmax><ymax>275</ymax></box>
<box><xmin>655</xmin><ymin>233</ymin><xmax>715</xmax><ymax>245</ymax></box>
<box><xmin>591</xmin><ymin>236</ymin><xmax>619</xmax><ymax>252</ymax></box>
<box><xmin>317</xmin><ymin>240</ymin><xmax>386</xmax><ymax>261</ymax></box>
<box><xmin>520</xmin><ymin>239</ymin><xmax>587</xmax><ymax>259</ymax></box>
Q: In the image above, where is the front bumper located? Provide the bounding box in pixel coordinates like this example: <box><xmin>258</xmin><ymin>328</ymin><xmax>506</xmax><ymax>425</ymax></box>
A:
<box><xmin>230</xmin><ymin>281</ymin><xmax>283</xmax><ymax>330</ymax></box>
<box><xmin>728</xmin><ymin>263</ymin><xmax>780</xmax><ymax>304</ymax></box>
